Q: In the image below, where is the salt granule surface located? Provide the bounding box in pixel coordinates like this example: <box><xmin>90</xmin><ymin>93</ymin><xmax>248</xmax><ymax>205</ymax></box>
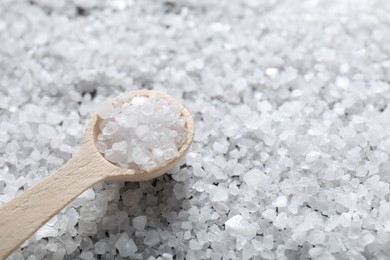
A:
<box><xmin>96</xmin><ymin>95</ymin><xmax>187</xmax><ymax>170</ymax></box>
<box><xmin>2</xmin><ymin>0</ymin><xmax>390</xmax><ymax>259</ymax></box>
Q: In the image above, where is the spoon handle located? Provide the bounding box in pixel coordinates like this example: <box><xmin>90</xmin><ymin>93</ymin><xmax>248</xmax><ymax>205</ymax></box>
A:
<box><xmin>0</xmin><ymin>154</ymin><xmax>105</xmax><ymax>259</ymax></box>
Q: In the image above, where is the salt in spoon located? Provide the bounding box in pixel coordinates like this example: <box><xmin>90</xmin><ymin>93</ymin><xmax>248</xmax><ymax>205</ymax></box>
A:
<box><xmin>0</xmin><ymin>89</ymin><xmax>195</xmax><ymax>259</ymax></box>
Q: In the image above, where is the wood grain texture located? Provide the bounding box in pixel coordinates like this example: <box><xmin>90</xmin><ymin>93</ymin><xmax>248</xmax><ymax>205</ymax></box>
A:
<box><xmin>0</xmin><ymin>90</ymin><xmax>194</xmax><ymax>259</ymax></box>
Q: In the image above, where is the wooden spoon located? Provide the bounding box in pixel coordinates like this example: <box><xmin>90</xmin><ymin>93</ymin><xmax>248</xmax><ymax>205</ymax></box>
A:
<box><xmin>0</xmin><ymin>90</ymin><xmax>195</xmax><ymax>259</ymax></box>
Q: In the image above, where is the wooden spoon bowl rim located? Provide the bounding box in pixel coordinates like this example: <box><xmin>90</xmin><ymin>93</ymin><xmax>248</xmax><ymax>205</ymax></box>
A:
<box><xmin>84</xmin><ymin>90</ymin><xmax>195</xmax><ymax>181</ymax></box>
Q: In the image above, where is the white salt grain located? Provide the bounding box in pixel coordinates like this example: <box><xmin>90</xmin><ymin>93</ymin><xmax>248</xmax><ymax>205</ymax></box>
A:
<box><xmin>133</xmin><ymin>215</ymin><xmax>147</xmax><ymax>231</ymax></box>
<box><xmin>233</xmin><ymin>78</ymin><xmax>248</xmax><ymax>92</ymax></box>
<box><xmin>173</xmin><ymin>183</ymin><xmax>186</xmax><ymax>200</ymax></box>
<box><xmin>272</xmin><ymin>195</ymin><xmax>288</xmax><ymax>208</ymax></box>
<box><xmin>243</xmin><ymin>169</ymin><xmax>271</xmax><ymax>192</ymax></box>
<box><xmin>225</xmin><ymin>215</ymin><xmax>258</xmax><ymax>240</ymax></box>
<box><xmin>144</xmin><ymin>231</ymin><xmax>160</xmax><ymax>247</ymax></box>
<box><xmin>339</xmin><ymin>213</ymin><xmax>352</xmax><ymax>227</ymax></box>
<box><xmin>262</xmin><ymin>209</ymin><xmax>277</xmax><ymax>221</ymax></box>
<box><xmin>189</xmin><ymin>239</ymin><xmax>203</xmax><ymax>250</ymax></box>
<box><xmin>102</xmin><ymin>121</ymin><xmax>119</xmax><ymax>136</ymax></box>
<box><xmin>65</xmin><ymin>239</ymin><xmax>78</xmax><ymax>254</ymax></box>
<box><xmin>115</xmin><ymin>233</ymin><xmax>137</xmax><ymax>257</ymax></box>
<box><xmin>360</xmin><ymin>230</ymin><xmax>375</xmax><ymax>246</ymax></box>
<box><xmin>36</xmin><ymin>225</ymin><xmax>58</xmax><ymax>240</ymax></box>
<box><xmin>307</xmin><ymin>230</ymin><xmax>325</xmax><ymax>245</ymax></box>
<box><xmin>79</xmin><ymin>189</ymin><xmax>95</xmax><ymax>201</ymax></box>
<box><xmin>38</xmin><ymin>124</ymin><xmax>56</xmax><ymax>139</ymax></box>
<box><xmin>78</xmin><ymin>220</ymin><xmax>97</xmax><ymax>235</ymax></box>
<box><xmin>335</xmin><ymin>76</ymin><xmax>350</xmax><ymax>89</ymax></box>
<box><xmin>97</xmin><ymin>96</ymin><xmax>187</xmax><ymax>170</ymax></box>
<box><xmin>112</xmin><ymin>141</ymin><xmax>128</xmax><ymax>151</ymax></box>
<box><xmin>80</xmin><ymin>251</ymin><xmax>94</xmax><ymax>260</ymax></box>
<box><xmin>94</xmin><ymin>241</ymin><xmax>109</xmax><ymax>254</ymax></box>
<box><xmin>273</xmin><ymin>213</ymin><xmax>288</xmax><ymax>229</ymax></box>
<box><xmin>3</xmin><ymin>0</ymin><xmax>390</xmax><ymax>259</ymax></box>
<box><xmin>263</xmin><ymin>235</ymin><xmax>274</xmax><ymax>249</ymax></box>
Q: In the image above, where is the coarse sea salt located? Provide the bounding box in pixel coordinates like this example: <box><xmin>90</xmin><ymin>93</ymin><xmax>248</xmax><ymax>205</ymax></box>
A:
<box><xmin>3</xmin><ymin>0</ymin><xmax>390</xmax><ymax>259</ymax></box>
<box><xmin>96</xmin><ymin>94</ymin><xmax>187</xmax><ymax>170</ymax></box>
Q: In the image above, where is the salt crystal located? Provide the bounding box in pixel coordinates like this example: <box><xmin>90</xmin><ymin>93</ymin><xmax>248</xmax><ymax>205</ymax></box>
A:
<box><xmin>94</xmin><ymin>241</ymin><xmax>109</xmax><ymax>254</ymax></box>
<box><xmin>36</xmin><ymin>225</ymin><xmax>58</xmax><ymax>240</ymax></box>
<box><xmin>360</xmin><ymin>230</ymin><xmax>375</xmax><ymax>246</ymax></box>
<box><xmin>122</xmin><ymin>189</ymin><xmax>142</xmax><ymax>206</ymax></box>
<box><xmin>263</xmin><ymin>235</ymin><xmax>274</xmax><ymax>249</ymax></box>
<box><xmin>162</xmin><ymin>253</ymin><xmax>174</xmax><ymax>260</ymax></box>
<box><xmin>115</xmin><ymin>233</ymin><xmax>137</xmax><ymax>257</ymax></box>
<box><xmin>65</xmin><ymin>238</ymin><xmax>78</xmax><ymax>254</ymax></box>
<box><xmin>348</xmin><ymin>221</ymin><xmax>361</xmax><ymax>239</ymax></box>
<box><xmin>2</xmin><ymin>1</ymin><xmax>390</xmax><ymax>258</ymax></box>
<box><xmin>112</xmin><ymin>141</ymin><xmax>128</xmax><ymax>150</ymax></box>
<box><xmin>186</xmin><ymin>152</ymin><xmax>202</xmax><ymax>167</ymax></box>
<box><xmin>181</xmin><ymin>221</ymin><xmax>192</xmax><ymax>230</ymax></box>
<box><xmin>212</xmin><ymin>139</ymin><xmax>229</xmax><ymax>154</ymax></box>
<box><xmin>335</xmin><ymin>76</ymin><xmax>350</xmax><ymax>89</ymax></box>
<box><xmin>206</xmin><ymin>163</ymin><xmax>228</xmax><ymax>180</ymax></box>
<box><xmin>133</xmin><ymin>215</ymin><xmax>147</xmax><ymax>231</ymax></box>
<box><xmin>163</xmin><ymin>147</ymin><xmax>177</xmax><ymax>160</ymax></box>
<box><xmin>309</xmin><ymin>247</ymin><xmax>324</xmax><ymax>258</ymax></box>
<box><xmin>210</xmin><ymin>187</ymin><xmax>229</xmax><ymax>202</ymax></box>
<box><xmin>265</xmin><ymin>67</ymin><xmax>278</xmax><ymax>77</ymax></box>
<box><xmin>5</xmin><ymin>140</ymin><xmax>19</xmax><ymax>154</ymax></box>
<box><xmin>339</xmin><ymin>212</ymin><xmax>351</xmax><ymax>227</ymax></box>
<box><xmin>79</xmin><ymin>189</ymin><xmax>95</xmax><ymax>201</ymax></box>
<box><xmin>233</xmin><ymin>78</ymin><xmax>248</xmax><ymax>92</ymax></box>
<box><xmin>183</xmin><ymin>231</ymin><xmax>191</xmax><ymax>240</ymax></box>
<box><xmin>225</xmin><ymin>215</ymin><xmax>258</xmax><ymax>240</ymax></box>
<box><xmin>47</xmin><ymin>243</ymin><xmax>58</xmax><ymax>252</ymax></box>
<box><xmin>307</xmin><ymin>230</ymin><xmax>325</xmax><ymax>245</ymax></box>
<box><xmin>260</xmin><ymin>248</ymin><xmax>275</xmax><ymax>259</ymax></box>
<box><xmin>47</xmin><ymin>155</ymin><xmax>63</xmax><ymax>166</ymax></box>
<box><xmin>102</xmin><ymin>121</ymin><xmax>120</xmax><ymax>135</ymax></box>
<box><xmin>30</xmin><ymin>149</ymin><xmax>41</xmax><ymax>161</ymax></box>
<box><xmin>102</xmin><ymin>215</ymin><xmax>117</xmax><ymax>230</ymax></box>
<box><xmin>273</xmin><ymin>212</ymin><xmax>288</xmax><ymax>229</ymax></box>
<box><xmin>144</xmin><ymin>230</ymin><xmax>160</xmax><ymax>247</ymax></box>
<box><xmin>262</xmin><ymin>209</ymin><xmax>277</xmax><ymax>221</ymax></box>
<box><xmin>59</xmin><ymin>144</ymin><xmax>74</xmax><ymax>154</ymax></box>
<box><xmin>38</xmin><ymin>124</ymin><xmax>56</xmax><ymax>138</ymax></box>
<box><xmin>193</xmin><ymin>165</ymin><xmax>206</xmax><ymax>177</ymax></box>
<box><xmin>364</xmin><ymin>175</ymin><xmax>390</xmax><ymax>198</ymax></box>
<box><xmin>135</xmin><ymin>125</ymin><xmax>149</xmax><ymax>139</ymax></box>
<box><xmin>78</xmin><ymin>220</ymin><xmax>97</xmax><ymax>235</ymax></box>
<box><xmin>245</xmin><ymin>116</ymin><xmax>260</xmax><ymax>130</ymax></box>
<box><xmin>189</xmin><ymin>239</ymin><xmax>203</xmax><ymax>250</ymax></box>
<box><xmin>252</xmin><ymin>238</ymin><xmax>264</xmax><ymax>251</ymax></box>
<box><xmin>80</xmin><ymin>251</ymin><xmax>94</xmax><ymax>260</ymax></box>
<box><xmin>173</xmin><ymin>183</ymin><xmax>186</xmax><ymax>200</ymax></box>
<box><xmin>142</xmin><ymin>101</ymin><xmax>155</xmax><ymax>115</ymax></box>
<box><xmin>325</xmin><ymin>216</ymin><xmax>340</xmax><ymax>232</ymax></box>
<box><xmin>116</xmin><ymin>211</ymin><xmax>130</xmax><ymax>230</ymax></box>
<box><xmin>243</xmin><ymin>169</ymin><xmax>271</xmax><ymax>192</ymax></box>
<box><xmin>272</xmin><ymin>195</ymin><xmax>288</xmax><ymax>207</ymax></box>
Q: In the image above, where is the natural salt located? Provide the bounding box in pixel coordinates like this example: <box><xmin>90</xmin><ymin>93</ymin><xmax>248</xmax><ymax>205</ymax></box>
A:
<box><xmin>96</xmin><ymin>94</ymin><xmax>187</xmax><ymax>170</ymax></box>
<box><xmin>3</xmin><ymin>0</ymin><xmax>390</xmax><ymax>258</ymax></box>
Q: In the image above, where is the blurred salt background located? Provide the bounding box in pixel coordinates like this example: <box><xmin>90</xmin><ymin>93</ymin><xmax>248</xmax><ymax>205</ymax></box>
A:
<box><xmin>1</xmin><ymin>0</ymin><xmax>390</xmax><ymax>259</ymax></box>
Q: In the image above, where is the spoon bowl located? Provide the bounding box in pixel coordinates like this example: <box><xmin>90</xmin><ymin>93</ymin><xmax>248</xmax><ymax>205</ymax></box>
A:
<box><xmin>0</xmin><ymin>90</ymin><xmax>194</xmax><ymax>259</ymax></box>
<box><xmin>88</xmin><ymin>89</ymin><xmax>195</xmax><ymax>181</ymax></box>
